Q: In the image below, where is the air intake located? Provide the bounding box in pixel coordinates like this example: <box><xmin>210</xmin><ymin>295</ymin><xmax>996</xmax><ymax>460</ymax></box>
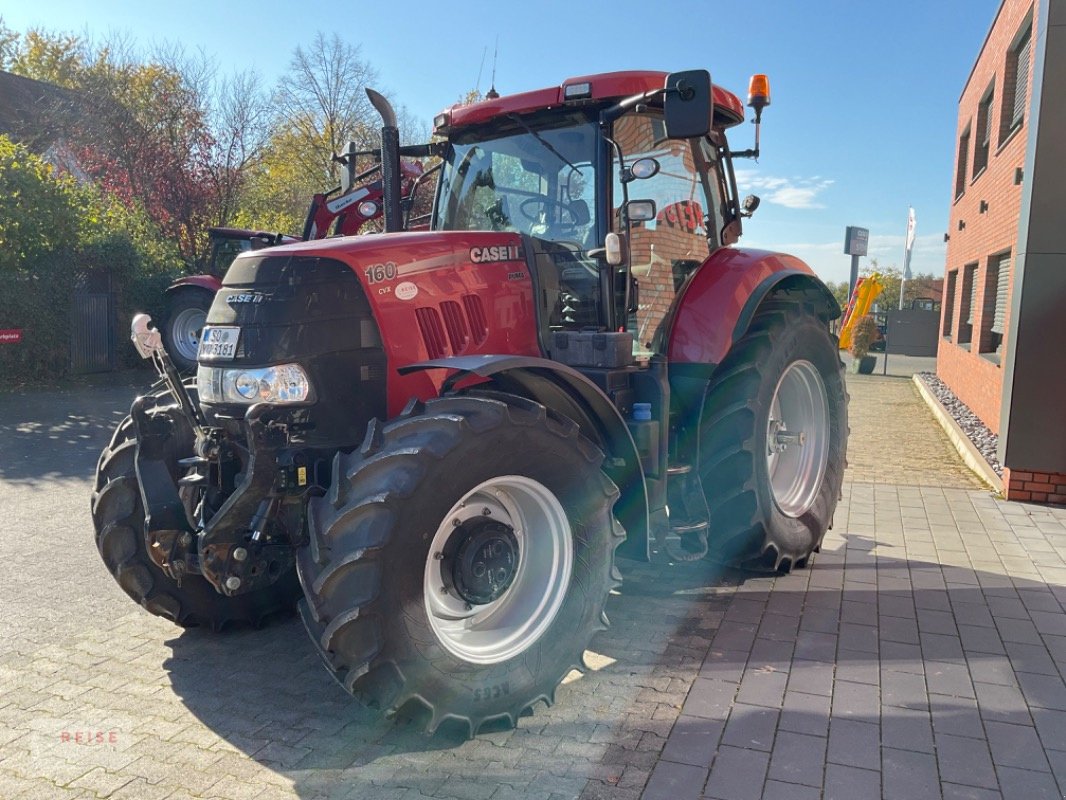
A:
<box><xmin>415</xmin><ymin>307</ymin><xmax>447</xmax><ymax>359</ymax></box>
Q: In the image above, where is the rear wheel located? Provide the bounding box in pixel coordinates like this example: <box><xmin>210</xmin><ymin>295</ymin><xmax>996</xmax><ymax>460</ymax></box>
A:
<box><xmin>296</xmin><ymin>394</ymin><xmax>622</xmax><ymax>735</ymax></box>
<box><xmin>163</xmin><ymin>291</ymin><xmax>212</xmax><ymax>372</ymax></box>
<box><xmin>699</xmin><ymin>297</ymin><xmax>847</xmax><ymax>571</ymax></box>
<box><xmin>91</xmin><ymin>390</ymin><xmax>300</xmax><ymax>628</ymax></box>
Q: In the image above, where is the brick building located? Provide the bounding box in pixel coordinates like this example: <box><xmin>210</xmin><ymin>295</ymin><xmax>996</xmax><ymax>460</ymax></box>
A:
<box><xmin>938</xmin><ymin>0</ymin><xmax>1066</xmax><ymax>502</ymax></box>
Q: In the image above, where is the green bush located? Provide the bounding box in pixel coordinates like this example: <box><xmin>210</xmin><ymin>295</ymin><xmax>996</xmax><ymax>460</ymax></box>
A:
<box><xmin>0</xmin><ymin>135</ymin><xmax>183</xmax><ymax>381</ymax></box>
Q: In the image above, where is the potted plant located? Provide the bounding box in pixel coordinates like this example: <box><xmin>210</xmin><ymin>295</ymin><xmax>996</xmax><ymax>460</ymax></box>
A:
<box><xmin>849</xmin><ymin>315</ymin><xmax>878</xmax><ymax>374</ymax></box>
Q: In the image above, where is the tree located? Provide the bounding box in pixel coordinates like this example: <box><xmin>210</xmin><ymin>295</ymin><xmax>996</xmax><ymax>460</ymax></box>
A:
<box><xmin>0</xmin><ymin>135</ymin><xmax>79</xmax><ymax>273</ymax></box>
<box><xmin>237</xmin><ymin>33</ymin><xmax>428</xmax><ymax>235</ymax></box>
<box><xmin>827</xmin><ymin>259</ymin><xmax>942</xmax><ymax>313</ymax></box>
<box><xmin>4</xmin><ymin>27</ymin><xmax>277</xmax><ymax>268</ymax></box>
<box><xmin>0</xmin><ymin>17</ymin><xmax>20</xmax><ymax>71</ymax></box>
<box><xmin>273</xmin><ymin>32</ymin><xmax>379</xmax><ymax>188</ymax></box>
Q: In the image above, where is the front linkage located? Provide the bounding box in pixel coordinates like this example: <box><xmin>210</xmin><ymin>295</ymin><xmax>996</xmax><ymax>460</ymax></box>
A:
<box><xmin>128</xmin><ymin>314</ymin><xmax>309</xmax><ymax>599</ymax></box>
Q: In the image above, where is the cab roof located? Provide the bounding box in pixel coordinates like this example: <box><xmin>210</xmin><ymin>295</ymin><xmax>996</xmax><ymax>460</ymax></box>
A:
<box><xmin>441</xmin><ymin>70</ymin><xmax>746</xmax><ymax>132</ymax></box>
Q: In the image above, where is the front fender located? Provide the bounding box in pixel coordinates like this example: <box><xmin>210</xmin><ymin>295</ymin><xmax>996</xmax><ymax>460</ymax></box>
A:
<box><xmin>666</xmin><ymin>247</ymin><xmax>839</xmax><ymax>367</ymax></box>
<box><xmin>400</xmin><ymin>355</ymin><xmax>650</xmax><ymax>560</ymax></box>
<box><xmin>167</xmin><ymin>275</ymin><xmax>223</xmax><ymax>295</ymax></box>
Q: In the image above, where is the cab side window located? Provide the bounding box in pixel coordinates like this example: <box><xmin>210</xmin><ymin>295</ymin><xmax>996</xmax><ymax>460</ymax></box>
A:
<box><xmin>613</xmin><ymin>114</ymin><xmax>715</xmax><ymax>353</ymax></box>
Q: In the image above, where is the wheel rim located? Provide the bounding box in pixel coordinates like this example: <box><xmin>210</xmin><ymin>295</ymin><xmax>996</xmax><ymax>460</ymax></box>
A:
<box><xmin>766</xmin><ymin>360</ymin><xmax>830</xmax><ymax>518</ymax></box>
<box><xmin>171</xmin><ymin>308</ymin><xmax>206</xmax><ymax>363</ymax></box>
<box><xmin>424</xmin><ymin>475</ymin><xmax>573</xmax><ymax>665</ymax></box>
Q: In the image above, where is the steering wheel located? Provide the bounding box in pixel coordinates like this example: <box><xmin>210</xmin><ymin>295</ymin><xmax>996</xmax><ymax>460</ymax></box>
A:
<box><xmin>519</xmin><ymin>197</ymin><xmax>578</xmax><ymax>225</ymax></box>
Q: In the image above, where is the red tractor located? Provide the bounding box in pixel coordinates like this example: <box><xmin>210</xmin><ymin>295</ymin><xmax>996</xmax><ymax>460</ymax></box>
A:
<box><xmin>161</xmin><ymin>159</ymin><xmax>427</xmax><ymax>370</ymax></box>
<box><xmin>94</xmin><ymin>70</ymin><xmax>847</xmax><ymax>735</ymax></box>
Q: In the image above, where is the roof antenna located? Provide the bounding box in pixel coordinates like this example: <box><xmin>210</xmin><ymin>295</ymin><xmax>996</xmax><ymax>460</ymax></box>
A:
<box><xmin>474</xmin><ymin>46</ymin><xmax>487</xmax><ymax>95</ymax></box>
<box><xmin>485</xmin><ymin>36</ymin><xmax>500</xmax><ymax>99</ymax></box>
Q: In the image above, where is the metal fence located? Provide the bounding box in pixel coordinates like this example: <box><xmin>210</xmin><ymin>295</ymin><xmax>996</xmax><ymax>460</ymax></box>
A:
<box><xmin>70</xmin><ymin>271</ymin><xmax>115</xmax><ymax>374</ymax></box>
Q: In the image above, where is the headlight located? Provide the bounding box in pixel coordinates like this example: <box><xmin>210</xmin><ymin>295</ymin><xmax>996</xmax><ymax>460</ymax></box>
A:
<box><xmin>197</xmin><ymin>363</ymin><xmax>314</xmax><ymax>405</ymax></box>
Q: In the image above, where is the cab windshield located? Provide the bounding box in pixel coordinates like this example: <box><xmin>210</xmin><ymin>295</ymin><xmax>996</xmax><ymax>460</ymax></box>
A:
<box><xmin>434</xmin><ymin>116</ymin><xmax>599</xmax><ymax>251</ymax></box>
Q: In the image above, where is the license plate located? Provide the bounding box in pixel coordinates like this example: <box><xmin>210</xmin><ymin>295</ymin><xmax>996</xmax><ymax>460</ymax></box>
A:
<box><xmin>198</xmin><ymin>326</ymin><xmax>240</xmax><ymax>361</ymax></box>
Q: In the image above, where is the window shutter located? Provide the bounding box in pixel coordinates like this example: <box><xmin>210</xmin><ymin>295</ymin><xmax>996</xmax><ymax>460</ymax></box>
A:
<box><xmin>967</xmin><ymin>269</ymin><xmax>979</xmax><ymax>326</ymax></box>
<box><xmin>983</xmin><ymin>93</ymin><xmax>994</xmax><ymax>145</ymax></box>
<box><xmin>1012</xmin><ymin>31</ymin><xmax>1031</xmax><ymax>127</ymax></box>
<box><xmin>955</xmin><ymin>132</ymin><xmax>970</xmax><ymax>197</ymax></box>
<box><xmin>992</xmin><ymin>254</ymin><xmax>1011</xmax><ymax>334</ymax></box>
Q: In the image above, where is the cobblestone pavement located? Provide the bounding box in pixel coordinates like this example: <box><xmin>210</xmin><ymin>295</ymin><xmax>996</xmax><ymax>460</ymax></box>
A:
<box><xmin>845</xmin><ymin>374</ymin><xmax>982</xmax><ymax>489</ymax></box>
<box><xmin>1</xmin><ymin>374</ymin><xmax>1064</xmax><ymax>799</ymax></box>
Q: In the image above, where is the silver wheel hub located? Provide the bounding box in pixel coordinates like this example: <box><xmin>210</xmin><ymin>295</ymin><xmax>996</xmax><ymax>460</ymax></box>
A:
<box><xmin>424</xmin><ymin>475</ymin><xmax>573</xmax><ymax>665</ymax></box>
<box><xmin>171</xmin><ymin>307</ymin><xmax>206</xmax><ymax>363</ymax></box>
<box><xmin>766</xmin><ymin>360</ymin><xmax>830</xmax><ymax>517</ymax></box>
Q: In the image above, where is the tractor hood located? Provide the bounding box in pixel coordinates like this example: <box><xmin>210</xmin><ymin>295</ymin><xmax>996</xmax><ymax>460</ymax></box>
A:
<box><xmin>213</xmin><ymin>230</ymin><xmax>542</xmax><ymax>419</ymax></box>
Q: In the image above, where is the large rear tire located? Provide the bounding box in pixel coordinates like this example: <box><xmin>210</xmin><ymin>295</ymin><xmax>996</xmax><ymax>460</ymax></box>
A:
<box><xmin>296</xmin><ymin>394</ymin><xmax>622</xmax><ymax>735</ymax></box>
<box><xmin>699</xmin><ymin>297</ymin><xmax>847</xmax><ymax>571</ymax></box>
<box><xmin>91</xmin><ymin>390</ymin><xmax>301</xmax><ymax>628</ymax></box>
<box><xmin>162</xmin><ymin>290</ymin><xmax>211</xmax><ymax>372</ymax></box>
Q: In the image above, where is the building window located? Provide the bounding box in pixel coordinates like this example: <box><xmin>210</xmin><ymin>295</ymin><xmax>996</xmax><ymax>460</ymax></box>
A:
<box><xmin>1000</xmin><ymin>21</ymin><xmax>1032</xmax><ymax>143</ymax></box>
<box><xmin>943</xmin><ymin>269</ymin><xmax>957</xmax><ymax>338</ymax></box>
<box><xmin>979</xmin><ymin>252</ymin><xmax>1012</xmax><ymax>361</ymax></box>
<box><xmin>973</xmin><ymin>84</ymin><xmax>994</xmax><ymax>177</ymax></box>
<box><xmin>955</xmin><ymin>125</ymin><xmax>971</xmax><ymax>199</ymax></box>
<box><xmin>959</xmin><ymin>263</ymin><xmax>978</xmax><ymax>347</ymax></box>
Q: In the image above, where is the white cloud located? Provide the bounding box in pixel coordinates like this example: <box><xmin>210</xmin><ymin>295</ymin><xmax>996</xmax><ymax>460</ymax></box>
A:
<box><xmin>733</xmin><ymin>170</ymin><xmax>835</xmax><ymax>210</ymax></box>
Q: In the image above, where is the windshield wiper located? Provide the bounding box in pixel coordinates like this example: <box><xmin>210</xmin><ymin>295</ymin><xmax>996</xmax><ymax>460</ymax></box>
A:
<box><xmin>507</xmin><ymin>114</ymin><xmax>583</xmax><ymax>176</ymax></box>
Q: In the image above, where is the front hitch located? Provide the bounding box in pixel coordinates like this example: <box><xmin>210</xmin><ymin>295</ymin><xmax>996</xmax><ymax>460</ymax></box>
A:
<box><xmin>196</xmin><ymin>403</ymin><xmax>308</xmax><ymax>596</ymax></box>
<box><xmin>131</xmin><ymin>392</ymin><xmax>313</xmax><ymax>596</ymax></box>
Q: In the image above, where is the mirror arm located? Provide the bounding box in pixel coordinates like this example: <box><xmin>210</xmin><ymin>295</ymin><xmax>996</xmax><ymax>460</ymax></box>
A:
<box><xmin>598</xmin><ymin>134</ymin><xmax>634</xmax><ymax>329</ymax></box>
<box><xmin>601</xmin><ymin>87</ymin><xmax>668</xmax><ymax>125</ymax></box>
<box><xmin>728</xmin><ymin>106</ymin><xmax>765</xmax><ymax>160</ymax></box>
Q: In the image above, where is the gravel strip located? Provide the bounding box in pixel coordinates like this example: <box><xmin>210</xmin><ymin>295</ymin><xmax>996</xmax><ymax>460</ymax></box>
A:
<box><xmin>917</xmin><ymin>372</ymin><xmax>1003</xmax><ymax>476</ymax></box>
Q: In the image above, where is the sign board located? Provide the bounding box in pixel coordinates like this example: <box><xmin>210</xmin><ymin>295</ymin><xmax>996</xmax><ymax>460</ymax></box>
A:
<box><xmin>844</xmin><ymin>226</ymin><xmax>869</xmax><ymax>256</ymax></box>
<box><xmin>0</xmin><ymin>329</ymin><xmax>23</xmax><ymax>344</ymax></box>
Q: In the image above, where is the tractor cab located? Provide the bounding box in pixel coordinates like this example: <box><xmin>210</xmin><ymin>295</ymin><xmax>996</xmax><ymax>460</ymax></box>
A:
<box><xmin>430</xmin><ymin>70</ymin><xmax>750</xmax><ymax>359</ymax></box>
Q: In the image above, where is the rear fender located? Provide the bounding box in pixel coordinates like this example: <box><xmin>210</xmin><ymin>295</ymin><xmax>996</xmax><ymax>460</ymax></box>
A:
<box><xmin>399</xmin><ymin>355</ymin><xmax>650</xmax><ymax>560</ymax></box>
<box><xmin>666</xmin><ymin>248</ymin><xmax>840</xmax><ymax>367</ymax></box>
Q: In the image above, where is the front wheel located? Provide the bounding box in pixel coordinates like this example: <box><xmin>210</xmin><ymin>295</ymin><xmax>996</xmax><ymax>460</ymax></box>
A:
<box><xmin>296</xmin><ymin>394</ymin><xmax>622</xmax><ymax>735</ymax></box>
<box><xmin>699</xmin><ymin>296</ymin><xmax>848</xmax><ymax>571</ymax></box>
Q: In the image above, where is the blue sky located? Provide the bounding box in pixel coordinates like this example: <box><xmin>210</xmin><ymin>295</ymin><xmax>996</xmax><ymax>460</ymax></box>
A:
<box><xmin>2</xmin><ymin>0</ymin><xmax>1000</xmax><ymax>284</ymax></box>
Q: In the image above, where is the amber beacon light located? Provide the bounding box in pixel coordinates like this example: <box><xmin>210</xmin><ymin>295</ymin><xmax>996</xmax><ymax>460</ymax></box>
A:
<box><xmin>748</xmin><ymin>74</ymin><xmax>771</xmax><ymax>112</ymax></box>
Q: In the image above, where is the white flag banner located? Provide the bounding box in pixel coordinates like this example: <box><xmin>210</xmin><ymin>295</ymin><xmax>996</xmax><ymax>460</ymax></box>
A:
<box><xmin>903</xmin><ymin>207</ymin><xmax>916</xmax><ymax>280</ymax></box>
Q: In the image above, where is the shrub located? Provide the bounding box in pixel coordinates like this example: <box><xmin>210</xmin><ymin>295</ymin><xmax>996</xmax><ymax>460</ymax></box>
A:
<box><xmin>850</xmin><ymin>315</ymin><xmax>879</xmax><ymax>359</ymax></box>
<box><xmin>0</xmin><ymin>135</ymin><xmax>183</xmax><ymax>381</ymax></box>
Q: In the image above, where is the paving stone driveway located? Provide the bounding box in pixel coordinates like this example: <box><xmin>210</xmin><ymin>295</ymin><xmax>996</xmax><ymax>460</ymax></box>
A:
<box><xmin>0</xmin><ymin>372</ymin><xmax>1064</xmax><ymax>799</ymax></box>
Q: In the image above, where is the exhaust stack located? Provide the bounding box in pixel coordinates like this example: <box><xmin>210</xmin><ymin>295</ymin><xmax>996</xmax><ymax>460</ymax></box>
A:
<box><xmin>366</xmin><ymin>89</ymin><xmax>403</xmax><ymax>233</ymax></box>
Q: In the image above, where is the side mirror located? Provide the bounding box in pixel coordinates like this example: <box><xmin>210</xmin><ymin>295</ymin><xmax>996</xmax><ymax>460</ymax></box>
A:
<box><xmin>741</xmin><ymin>194</ymin><xmax>761</xmax><ymax>218</ymax></box>
<box><xmin>664</xmin><ymin>70</ymin><xmax>713</xmax><ymax>139</ymax></box>
<box><xmin>623</xmin><ymin>157</ymin><xmax>660</xmax><ymax>183</ymax></box>
<box><xmin>625</xmin><ymin>199</ymin><xmax>657</xmax><ymax>223</ymax></box>
<box><xmin>591</xmin><ymin>232</ymin><xmax>627</xmax><ymax>267</ymax></box>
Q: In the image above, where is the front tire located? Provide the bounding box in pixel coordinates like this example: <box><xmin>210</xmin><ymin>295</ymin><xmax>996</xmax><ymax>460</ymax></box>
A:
<box><xmin>699</xmin><ymin>296</ymin><xmax>847</xmax><ymax>571</ymax></box>
<box><xmin>91</xmin><ymin>390</ymin><xmax>301</xmax><ymax>628</ymax></box>
<box><xmin>296</xmin><ymin>394</ymin><xmax>622</xmax><ymax>735</ymax></box>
